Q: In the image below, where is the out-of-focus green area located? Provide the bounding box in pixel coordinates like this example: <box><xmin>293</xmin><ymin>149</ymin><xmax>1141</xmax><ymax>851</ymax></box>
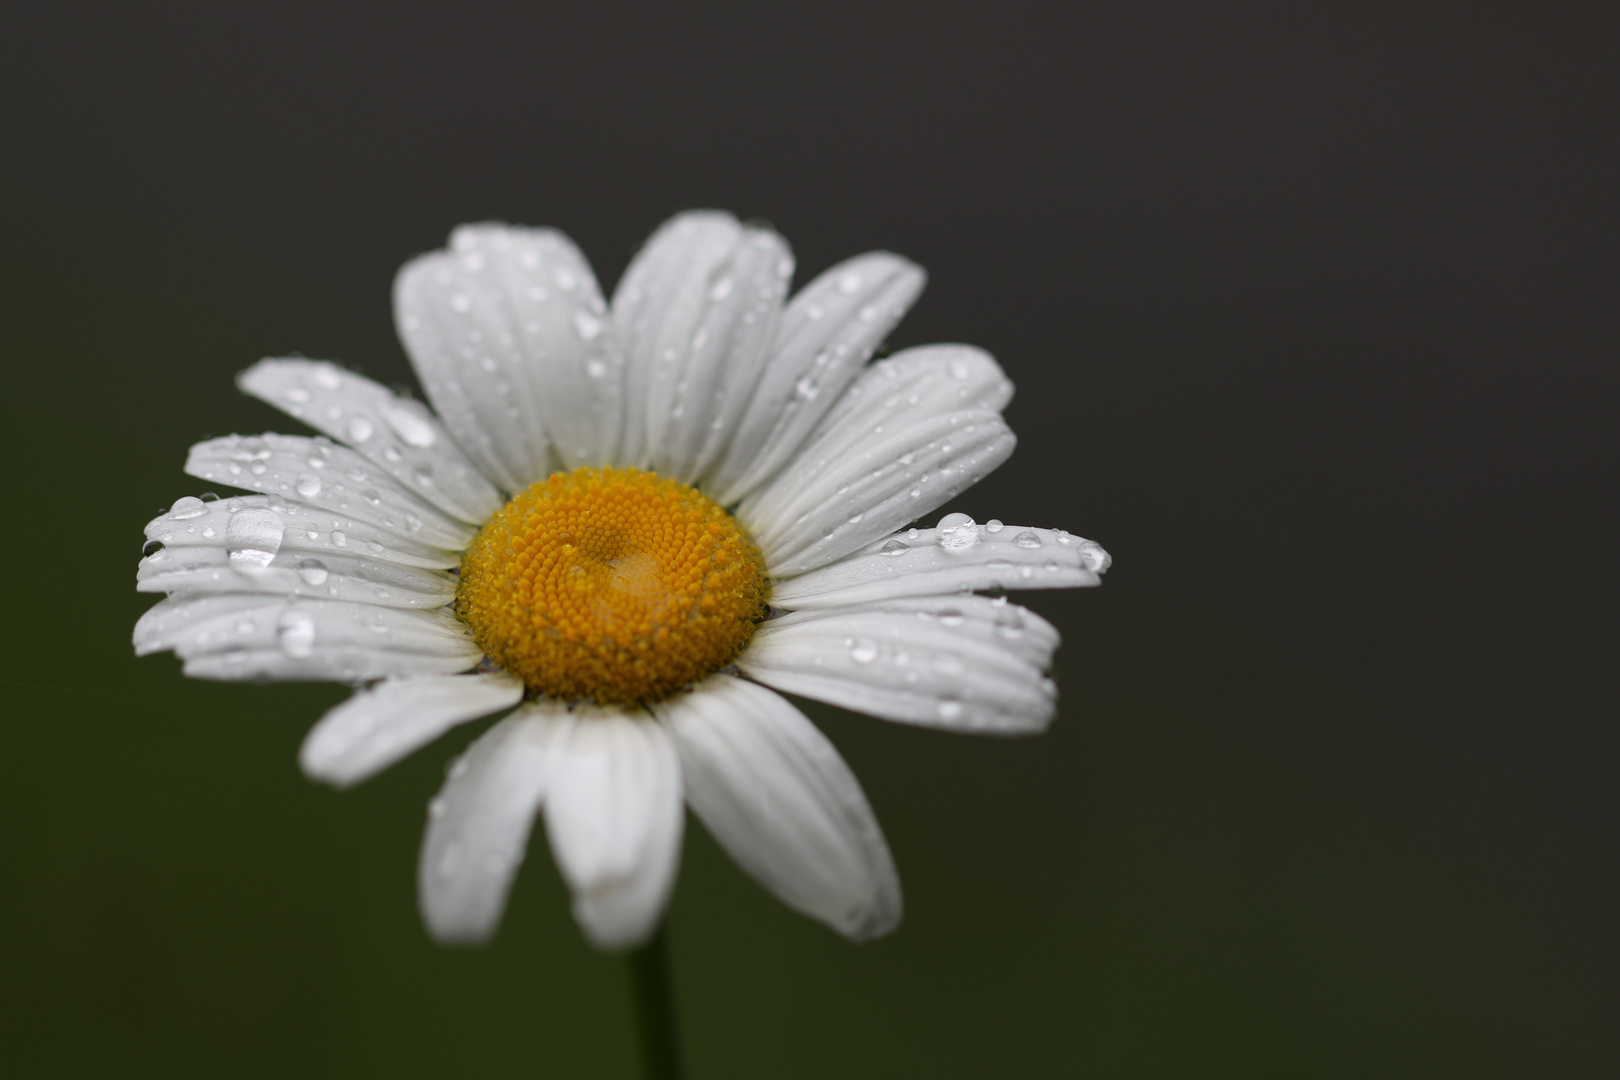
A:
<box><xmin>1</xmin><ymin>4</ymin><xmax>1614</xmax><ymax>1077</ymax></box>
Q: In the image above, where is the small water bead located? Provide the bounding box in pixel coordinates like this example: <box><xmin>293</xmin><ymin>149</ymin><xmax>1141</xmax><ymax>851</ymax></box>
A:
<box><xmin>170</xmin><ymin>496</ymin><xmax>207</xmax><ymax>519</ymax></box>
<box><xmin>296</xmin><ymin>559</ymin><xmax>329</xmax><ymax>586</ymax></box>
<box><xmin>201</xmin><ymin>526</ymin><xmax>216</xmax><ymax>538</ymax></box>
<box><xmin>880</xmin><ymin>539</ymin><xmax>909</xmax><ymax>556</ymax></box>
<box><xmin>837</xmin><ymin>272</ymin><xmax>862</xmax><ymax>294</ymax></box>
<box><xmin>313</xmin><ymin>368</ymin><xmax>342</xmax><ymax>390</ymax></box>
<box><xmin>994</xmin><ymin>609</ymin><xmax>1025</xmax><ymax>638</ymax></box>
<box><xmin>937</xmin><ymin>608</ymin><xmax>966</xmax><ymax>627</ymax></box>
<box><xmin>347</xmin><ymin>416</ymin><xmax>374</xmax><ymax>443</ymax></box>
<box><xmin>937</xmin><ymin>513</ymin><xmax>979</xmax><ymax>551</ymax></box>
<box><xmin>907</xmin><ymin>528</ymin><xmax>920</xmax><ymax>540</ymax></box>
<box><xmin>296</xmin><ymin>474</ymin><xmax>323</xmax><ymax>498</ymax></box>
<box><xmin>847</xmin><ymin>512</ymin><xmax>864</xmax><ymax>525</ymax></box>
<box><xmin>283</xmin><ymin>386</ymin><xmax>311</xmax><ymax>403</ymax></box>
<box><xmin>938</xmin><ymin>699</ymin><xmax>964</xmax><ymax>721</ymax></box>
<box><xmin>572</xmin><ymin>310</ymin><xmax>603</xmax><ymax>340</ymax></box>
<box><xmin>849</xmin><ymin>637</ymin><xmax>879</xmax><ymax>664</ymax></box>
<box><xmin>1044</xmin><ymin>560</ymin><xmax>1061</xmax><ymax>573</ymax></box>
<box><xmin>142</xmin><ymin>539</ymin><xmax>164</xmax><ymax>557</ymax></box>
<box><xmin>200</xmin><ymin>492</ymin><xmax>221</xmax><ymax>502</ymax></box>
<box><xmin>1013</xmin><ymin>529</ymin><xmax>1042</xmax><ymax>549</ymax></box>
<box><xmin>276</xmin><ymin>610</ymin><xmax>316</xmax><ymax>658</ymax></box>
<box><xmin>586</xmin><ymin>358</ymin><xmax>608</xmax><ymax>378</ymax></box>
<box><xmin>331</xmin><ymin>530</ymin><xmax>348</xmax><ymax>546</ymax></box>
<box><xmin>984</xmin><ymin>519</ymin><xmax>1004</xmax><ymax>533</ymax></box>
<box><xmin>1077</xmin><ymin>542</ymin><xmax>1109</xmax><ymax>572</ymax></box>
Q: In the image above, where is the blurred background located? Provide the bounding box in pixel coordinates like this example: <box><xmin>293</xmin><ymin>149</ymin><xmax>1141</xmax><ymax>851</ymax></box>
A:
<box><xmin>2</xmin><ymin>3</ymin><xmax>1614</xmax><ymax>1076</ymax></box>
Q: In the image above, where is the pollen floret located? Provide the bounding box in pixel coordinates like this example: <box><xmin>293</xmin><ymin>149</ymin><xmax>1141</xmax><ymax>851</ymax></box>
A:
<box><xmin>457</xmin><ymin>467</ymin><xmax>769</xmax><ymax>704</ymax></box>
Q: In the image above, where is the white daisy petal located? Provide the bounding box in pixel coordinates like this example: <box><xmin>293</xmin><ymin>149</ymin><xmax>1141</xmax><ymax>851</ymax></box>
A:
<box><xmin>144</xmin><ymin>494</ymin><xmax>458</xmax><ymax>571</ymax></box>
<box><xmin>656</xmin><ymin>675</ymin><xmax>900</xmax><ymax>942</ymax></box>
<box><xmin>237</xmin><ymin>358</ymin><xmax>502</xmax><ymax>524</ymax></box>
<box><xmin>185</xmin><ymin>433</ymin><xmax>475</xmax><ymax>551</ymax></box>
<box><xmin>439</xmin><ymin>224</ymin><xmax>626</xmax><ymax>471</ymax></box>
<box><xmin>136</xmin><ymin>543</ymin><xmax>455</xmax><ymax>608</ymax></box>
<box><xmin>611</xmin><ymin>212</ymin><xmax>794</xmax><ymax>483</ymax></box>
<box><xmin>772</xmin><ymin>520</ymin><xmax>1111</xmax><ymax>610</ymax></box>
<box><xmin>540</xmin><ymin>706</ymin><xmax>684</xmax><ymax>950</ymax></box>
<box><xmin>301</xmin><ymin>673</ymin><xmax>524</xmax><ymax>789</ymax></box>
<box><xmin>709</xmin><ymin>251</ymin><xmax>926</xmax><ymax>506</ymax></box>
<box><xmin>764</xmin><ymin>593</ymin><xmax>1061</xmax><ymax>669</ymax></box>
<box><xmin>798</xmin><ymin>344</ymin><xmax>1013</xmax><ymax>450</ymax></box>
<box><xmin>396</xmin><ymin>228</ymin><xmax>588</xmax><ymax>491</ymax></box>
<box><xmin>741</xmin><ymin>408</ymin><xmax>1016</xmax><ymax>577</ymax></box>
<box><xmin>738</xmin><ymin>607</ymin><xmax>1057</xmax><ymax>734</ymax></box>
<box><xmin>418</xmin><ymin>709</ymin><xmax>554</xmax><ymax>944</ymax></box>
<box><xmin>133</xmin><ymin>594</ymin><xmax>479</xmax><ymax>681</ymax></box>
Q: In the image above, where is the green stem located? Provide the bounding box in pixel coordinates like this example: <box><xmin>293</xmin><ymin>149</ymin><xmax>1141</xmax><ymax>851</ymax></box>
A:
<box><xmin>626</xmin><ymin>921</ymin><xmax>684</xmax><ymax>1080</ymax></box>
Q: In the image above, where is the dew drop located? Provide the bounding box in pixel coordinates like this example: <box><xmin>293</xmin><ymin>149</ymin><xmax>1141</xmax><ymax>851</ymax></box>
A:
<box><xmin>226</xmin><ymin>509</ymin><xmax>284</xmax><ymax>568</ymax></box>
<box><xmin>331</xmin><ymin>530</ymin><xmax>348</xmax><ymax>546</ymax></box>
<box><xmin>1014</xmin><ymin>529</ymin><xmax>1042</xmax><ymax>549</ymax></box>
<box><xmin>346</xmin><ymin>416</ymin><xmax>374</xmax><ymax>443</ymax></box>
<box><xmin>708</xmin><ymin>275</ymin><xmax>734</xmax><ymax>301</ymax></box>
<box><xmin>571</xmin><ymin>310</ymin><xmax>603</xmax><ymax>340</ymax></box>
<box><xmin>937</xmin><ymin>513</ymin><xmax>979</xmax><ymax>551</ymax></box>
<box><xmin>849</xmin><ymin>637</ymin><xmax>879</xmax><ymax>664</ymax></box>
<box><xmin>296</xmin><ymin>559</ymin><xmax>329</xmax><ymax>586</ymax></box>
<box><xmin>276</xmin><ymin>609</ymin><xmax>316</xmax><ymax>658</ymax></box>
<box><xmin>938</xmin><ymin>699</ymin><xmax>964</xmax><ymax>721</ymax></box>
<box><xmin>837</xmin><ymin>272</ymin><xmax>862</xmax><ymax>294</ymax></box>
<box><xmin>937</xmin><ymin>608</ymin><xmax>965</xmax><ymax>627</ymax></box>
<box><xmin>984</xmin><ymin>519</ymin><xmax>1004</xmax><ymax>533</ymax></box>
<box><xmin>586</xmin><ymin>358</ymin><xmax>607</xmax><ymax>378</ymax></box>
<box><xmin>296</xmin><ymin>473</ymin><xmax>323</xmax><ymax>498</ymax></box>
<box><xmin>880</xmin><ymin>539</ymin><xmax>908</xmax><ymax>555</ymax></box>
<box><xmin>141</xmin><ymin>539</ymin><xmax>164</xmax><ymax>557</ymax></box>
<box><xmin>170</xmin><ymin>496</ymin><xmax>206</xmax><ymax>519</ymax></box>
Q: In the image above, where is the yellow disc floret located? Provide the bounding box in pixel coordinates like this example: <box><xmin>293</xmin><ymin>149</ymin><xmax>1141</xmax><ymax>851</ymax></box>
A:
<box><xmin>457</xmin><ymin>467</ymin><xmax>769</xmax><ymax>705</ymax></box>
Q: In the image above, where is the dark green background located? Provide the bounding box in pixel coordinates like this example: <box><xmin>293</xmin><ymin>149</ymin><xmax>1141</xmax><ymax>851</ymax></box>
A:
<box><xmin>3</xmin><ymin>4</ymin><xmax>1614</xmax><ymax>1077</ymax></box>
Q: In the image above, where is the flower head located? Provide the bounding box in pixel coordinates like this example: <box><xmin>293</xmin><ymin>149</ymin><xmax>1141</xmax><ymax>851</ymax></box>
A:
<box><xmin>135</xmin><ymin>211</ymin><xmax>1110</xmax><ymax>948</ymax></box>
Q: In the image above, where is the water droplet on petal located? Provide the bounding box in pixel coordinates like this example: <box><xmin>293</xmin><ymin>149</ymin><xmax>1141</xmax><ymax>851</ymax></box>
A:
<box><xmin>937</xmin><ymin>513</ymin><xmax>979</xmax><ymax>551</ymax></box>
<box><xmin>984</xmin><ymin>519</ymin><xmax>1004</xmax><ymax>533</ymax></box>
<box><xmin>838</xmin><ymin>272</ymin><xmax>862</xmax><ymax>294</ymax></box>
<box><xmin>141</xmin><ymin>539</ymin><xmax>164</xmax><ymax>557</ymax></box>
<box><xmin>226</xmin><ymin>509</ymin><xmax>284</xmax><ymax>568</ymax></box>
<box><xmin>380</xmin><ymin>401</ymin><xmax>437</xmax><ymax>447</ymax></box>
<box><xmin>938</xmin><ymin>699</ymin><xmax>964</xmax><ymax>721</ymax></box>
<box><xmin>346</xmin><ymin>416</ymin><xmax>374</xmax><ymax>443</ymax></box>
<box><xmin>937</xmin><ymin>608</ymin><xmax>965</xmax><ymax>627</ymax></box>
<box><xmin>880</xmin><ymin>539</ymin><xmax>908</xmax><ymax>555</ymax></box>
<box><xmin>296</xmin><ymin>474</ymin><xmax>323</xmax><ymax>498</ymax></box>
<box><xmin>1014</xmin><ymin>529</ymin><xmax>1042</xmax><ymax>549</ymax></box>
<box><xmin>296</xmin><ymin>559</ymin><xmax>329</xmax><ymax>586</ymax></box>
<box><xmin>849</xmin><ymin>637</ymin><xmax>879</xmax><ymax>664</ymax></box>
<box><xmin>571</xmin><ymin>310</ymin><xmax>603</xmax><ymax>340</ymax></box>
<box><xmin>170</xmin><ymin>496</ymin><xmax>206</xmax><ymax>519</ymax></box>
<box><xmin>276</xmin><ymin>609</ymin><xmax>315</xmax><ymax>658</ymax></box>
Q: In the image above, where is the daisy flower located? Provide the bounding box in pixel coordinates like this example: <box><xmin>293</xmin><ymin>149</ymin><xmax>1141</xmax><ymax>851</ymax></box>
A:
<box><xmin>134</xmin><ymin>211</ymin><xmax>1111</xmax><ymax>949</ymax></box>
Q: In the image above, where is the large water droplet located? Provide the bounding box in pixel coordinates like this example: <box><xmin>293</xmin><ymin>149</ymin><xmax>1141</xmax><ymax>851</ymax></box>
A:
<box><xmin>937</xmin><ymin>513</ymin><xmax>979</xmax><ymax>551</ymax></box>
<box><xmin>226</xmin><ymin>509</ymin><xmax>283</xmax><ymax>568</ymax></box>
<box><xmin>1077</xmin><ymin>541</ymin><xmax>1110</xmax><ymax>572</ymax></box>
<box><xmin>984</xmin><ymin>518</ymin><xmax>1004</xmax><ymax>533</ymax></box>
<box><xmin>1014</xmin><ymin>529</ymin><xmax>1042</xmax><ymax>549</ymax></box>
<box><xmin>276</xmin><ymin>609</ymin><xmax>315</xmax><ymax>658</ymax></box>
<box><xmin>296</xmin><ymin>473</ymin><xmax>323</xmax><ymax>498</ymax></box>
<box><xmin>296</xmin><ymin>559</ymin><xmax>329</xmax><ymax>586</ymax></box>
<box><xmin>170</xmin><ymin>496</ymin><xmax>206</xmax><ymax>519</ymax></box>
<box><xmin>331</xmin><ymin>529</ymin><xmax>348</xmax><ymax>546</ymax></box>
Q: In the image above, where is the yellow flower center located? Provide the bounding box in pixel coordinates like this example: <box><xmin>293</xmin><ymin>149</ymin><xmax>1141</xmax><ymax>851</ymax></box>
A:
<box><xmin>457</xmin><ymin>467</ymin><xmax>769</xmax><ymax>705</ymax></box>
